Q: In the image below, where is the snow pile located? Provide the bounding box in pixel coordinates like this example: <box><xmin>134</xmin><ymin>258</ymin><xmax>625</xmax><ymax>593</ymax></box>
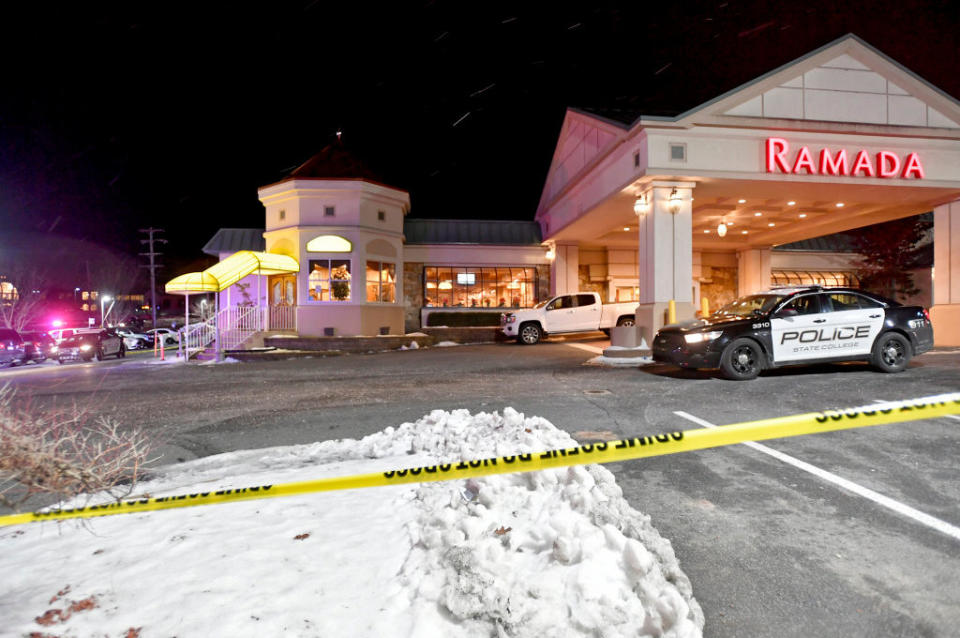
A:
<box><xmin>0</xmin><ymin>409</ymin><xmax>702</xmax><ymax>637</ymax></box>
<box><xmin>435</xmin><ymin>340</ymin><xmax>461</xmax><ymax>347</ymax></box>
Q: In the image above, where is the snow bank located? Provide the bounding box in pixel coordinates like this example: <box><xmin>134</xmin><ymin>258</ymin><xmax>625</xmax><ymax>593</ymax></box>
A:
<box><xmin>0</xmin><ymin>409</ymin><xmax>702</xmax><ymax>637</ymax></box>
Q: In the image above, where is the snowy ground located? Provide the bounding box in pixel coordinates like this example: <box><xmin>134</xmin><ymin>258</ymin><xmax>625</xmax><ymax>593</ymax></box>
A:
<box><xmin>0</xmin><ymin>409</ymin><xmax>703</xmax><ymax>638</ymax></box>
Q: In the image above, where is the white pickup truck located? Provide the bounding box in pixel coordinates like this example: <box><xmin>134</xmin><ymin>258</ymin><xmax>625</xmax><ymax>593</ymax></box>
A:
<box><xmin>500</xmin><ymin>292</ymin><xmax>636</xmax><ymax>344</ymax></box>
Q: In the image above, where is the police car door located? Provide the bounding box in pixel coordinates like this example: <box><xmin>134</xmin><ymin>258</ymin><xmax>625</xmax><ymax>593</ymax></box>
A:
<box><xmin>822</xmin><ymin>292</ymin><xmax>885</xmax><ymax>356</ymax></box>
<box><xmin>770</xmin><ymin>293</ymin><xmax>827</xmax><ymax>363</ymax></box>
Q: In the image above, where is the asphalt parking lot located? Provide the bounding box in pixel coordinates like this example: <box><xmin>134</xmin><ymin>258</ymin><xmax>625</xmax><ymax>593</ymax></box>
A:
<box><xmin>4</xmin><ymin>337</ymin><xmax>960</xmax><ymax>638</ymax></box>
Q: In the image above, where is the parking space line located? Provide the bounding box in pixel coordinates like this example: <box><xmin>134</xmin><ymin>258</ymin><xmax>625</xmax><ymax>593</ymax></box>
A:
<box><xmin>565</xmin><ymin>343</ymin><xmax>604</xmax><ymax>354</ymax></box>
<box><xmin>674</xmin><ymin>410</ymin><xmax>960</xmax><ymax>542</ymax></box>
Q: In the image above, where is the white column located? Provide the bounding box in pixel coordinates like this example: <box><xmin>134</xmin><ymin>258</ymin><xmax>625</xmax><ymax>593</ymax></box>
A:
<box><xmin>550</xmin><ymin>243</ymin><xmax>580</xmax><ymax>296</ymax></box>
<box><xmin>737</xmin><ymin>248</ymin><xmax>772</xmax><ymax>296</ymax></box>
<box><xmin>635</xmin><ymin>181</ymin><xmax>696</xmax><ymax>335</ymax></box>
<box><xmin>931</xmin><ymin>200</ymin><xmax>960</xmax><ymax>346</ymax></box>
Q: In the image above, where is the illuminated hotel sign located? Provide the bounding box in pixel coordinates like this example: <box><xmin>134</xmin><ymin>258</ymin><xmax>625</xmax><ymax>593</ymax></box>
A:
<box><xmin>765</xmin><ymin>138</ymin><xmax>924</xmax><ymax>179</ymax></box>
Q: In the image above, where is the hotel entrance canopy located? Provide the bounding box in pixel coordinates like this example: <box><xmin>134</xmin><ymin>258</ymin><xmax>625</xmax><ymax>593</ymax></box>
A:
<box><xmin>165</xmin><ymin>250</ymin><xmax>300</xmax><ymax>294</ymax></box>
<box><xmin>534</xmin><ymin>34</ymin><xmax>960</xmax><ymax>343</ymax></box>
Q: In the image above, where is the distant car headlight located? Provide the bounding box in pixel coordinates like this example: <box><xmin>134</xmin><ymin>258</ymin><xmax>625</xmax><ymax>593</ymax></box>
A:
<box><xmin>684</xmin><ymin>330</ymin><xmax>723</xmax><ymax>344</ymax></box>
<box><xmin>80</xmin><ymin>344</ymin><xmax>92</xmax><ymax>351</ymax></box>
<box><xmin>51</xmin><ymin>346</ymin><xmax>58</xmax><ymax>353</ymax></box>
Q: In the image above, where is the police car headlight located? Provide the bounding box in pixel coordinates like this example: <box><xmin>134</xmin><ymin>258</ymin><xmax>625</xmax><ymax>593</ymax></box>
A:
<box><xmin>80</xmin><ymin>344</ymin><xmax>92</xmax><ymax>351</ymax></box>
<box><xmin>684</xmin><ymin>330</ymin><xmax>722</xmax><ymax>344</ymax></box>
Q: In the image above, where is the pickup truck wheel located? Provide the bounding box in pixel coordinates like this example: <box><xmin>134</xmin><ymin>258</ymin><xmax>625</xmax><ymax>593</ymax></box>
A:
<box><xmin>518</xmin><ymin>323</ymin><xmax>542</xmax><ymax>345</ymax></box>
<box><xmin>719</xmin><ymin>338</ymin><xmax>763</xmax><ymax>380</ymax></box>
<box><xmin>616</xmin><ymin>316</ymin><xmax>635</xmax><ymax>327</ymax></box>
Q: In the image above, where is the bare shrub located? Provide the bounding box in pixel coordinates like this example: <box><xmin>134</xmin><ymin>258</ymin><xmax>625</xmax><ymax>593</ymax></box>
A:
<box><xmin>0</xmin><ymin>385</ymin><xmax>159</xmax><ymax>510</ymax></box>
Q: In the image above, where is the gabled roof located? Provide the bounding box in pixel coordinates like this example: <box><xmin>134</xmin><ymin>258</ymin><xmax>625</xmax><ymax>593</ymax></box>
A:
<box><xmin>574</xmin><ymin>34</ymin><xmax>960</xmax><ymax>131</ymax></box>
<box><xmin>404</xmin><ymin>219</ymin><xmax>542</xmax><ymax>245</ymax></box>
<box><xmin>202</xmin><ymin>228</ymin><xmax>265</xmax><ymax>256</ymax></box>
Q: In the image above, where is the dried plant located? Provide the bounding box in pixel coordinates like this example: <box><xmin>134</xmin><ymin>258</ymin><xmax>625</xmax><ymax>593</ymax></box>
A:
<box><xmin>0</xmin><ymin>385</ymin><xmax>160</xmax><ymax>511</ymax></box>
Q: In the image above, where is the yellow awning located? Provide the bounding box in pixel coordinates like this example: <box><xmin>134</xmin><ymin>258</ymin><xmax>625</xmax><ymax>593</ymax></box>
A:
<box><xmin>165</xmin><ymin>271</ymin><xmax>221</xmax><ymax>294</ymax></box>
<box><xmin>165</xmin><ymin>251</ymin><xmax>300</xmax><ymax>294</ymax></box>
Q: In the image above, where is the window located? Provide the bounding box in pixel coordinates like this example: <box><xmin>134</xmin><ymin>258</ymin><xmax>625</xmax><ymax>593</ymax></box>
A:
<box><xmin>308</xmin><ymin>259</ymin><xmax>351</xmax><ymax>301</ymax></box>
<box><xmin>378</xmin><ymin>210</ymin><xmax>386</xmax><ymax>222</ymax></box>
<box><xmin>324</xmin><ymin>206</ymin><xmax>336</xmax><ymax>217</ymax></box>
<box><xmin>576</xmin><ymin>294</ymin><xmax>596</xmax><ymax>307</ymax></box>
<box><xmin>279</xmin><ymin>209</ymin><xmax>286</xmax><ymax>221</ymax></box>
<box><xmin>670</xmin><ymin>143</ymin><xmax>686</xmax><ymax>161</ymax></box>
<box><xmin>826</xmin><ymin>293</ymin><xmax>880</xmax><ymax>311</ymax></box>
<box><xmin>633</xmin><ymin>151</ymin><xmax>640</xmax><ymax>168</ymax></box>
<box><xmin>366</xmin><ymin>261</ymin><xmax>396</xmax><ymax>303</ymax></box>
<box><xmin>778</xmin><ymin>294</ymin><xmax>822</xmax><ymax>316</ymax></box>
<box><xmin>422</xmin><ymin>266</ymin><xmax>537</xmax><ymax>308</ymax></box>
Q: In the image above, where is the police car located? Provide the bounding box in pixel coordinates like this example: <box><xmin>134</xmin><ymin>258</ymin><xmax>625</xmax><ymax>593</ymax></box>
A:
<box><xmin>652</xmin><ymin>286</ymin><xmax>933</xmax><ymax>380</ymax></box>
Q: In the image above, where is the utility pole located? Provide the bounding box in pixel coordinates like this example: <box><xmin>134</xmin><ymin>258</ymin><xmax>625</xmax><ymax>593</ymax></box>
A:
<box><xmin>139</xmin><ymin>227</ymin><xmax>167</xmax><ymax>330</ymax></box>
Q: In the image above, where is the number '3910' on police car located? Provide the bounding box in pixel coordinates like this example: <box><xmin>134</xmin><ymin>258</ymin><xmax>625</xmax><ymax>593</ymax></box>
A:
<box><xmin>652</xmin><ymin>286</ymin><xmax>933</xmax><ymax>380</ymax></box>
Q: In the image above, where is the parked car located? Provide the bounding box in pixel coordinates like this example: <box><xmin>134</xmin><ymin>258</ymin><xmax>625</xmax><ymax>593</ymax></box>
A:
<box><xmin>500</xmin><ymin>292</ymin><xmax>636</xmax><ymax>344</ymax></box>
<box><xmin>57</xmin><ymin>330</ymin><xmax>125</xmax><ymax>364</ymax></box>
<box><xmin>116</xmin><ymin>328</ymin><xmax>154</xmax><ymax>350</ymax></box>
<box><xmin>0</xmin><ymin>328</ymin><xmax>25</xmax><ymax>368</ymax></box>
<box><xmin>48</xmin><ymin>327</ymin><xmax>90</xmax><ymax>344</ymax></box>
<box><xmin>147</xmin><ymin>328</ymin><xmax>180</xmax><ymax>346</ymax></box>
<box><xmin>652</xmin><ymin>285</ymin><xmax>934</xmax><ymax>380</ymax></box>
<box><xmin>20</xmin><ymin>331</ymin><xmax>57</xmax><ymax>364</ymax></box>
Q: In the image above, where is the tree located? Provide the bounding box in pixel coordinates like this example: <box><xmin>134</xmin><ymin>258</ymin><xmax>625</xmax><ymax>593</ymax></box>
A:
<box><xmin>0</xmin><ymin>262</ymin><xmax>49</xmax><ymax>332</ymax></box>
<box><xmin>848</xmin><ymin>215</ymin><xmax>931</xmax><ymax>302</ymax></box>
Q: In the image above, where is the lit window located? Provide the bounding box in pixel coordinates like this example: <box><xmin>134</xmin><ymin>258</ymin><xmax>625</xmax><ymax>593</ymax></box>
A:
<box><xmin>306</xmin><ymin>235</ymin><xmax>352</xmax><ymax>252</ymax></box>
<box><xmin>422</xmin><ymin>266</ymin><xmax>537</xmax><ymax>308</ymax></box>
<box><xmin>308</xmin><ymin>259</ymin><xmax>351</xmax><ymax>302</ymax></box>
<box><xmin>366</xmin><ymin>261</ymin><xmax>396</xmax><ymax>303</ymax></box>
<box><xmin>82</xmin><ymin>291</ymin><xmax>89</xmax><ymax>300</ymax></box>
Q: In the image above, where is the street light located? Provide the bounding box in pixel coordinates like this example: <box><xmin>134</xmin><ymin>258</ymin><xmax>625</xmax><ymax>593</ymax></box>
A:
<box><xmin>74</xmin><ymin>287</ymin><xmax>81</xmax><ymax>304</ymax></box>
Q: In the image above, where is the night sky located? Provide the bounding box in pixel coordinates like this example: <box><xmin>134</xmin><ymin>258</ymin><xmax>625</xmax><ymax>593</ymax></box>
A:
<box><xmin>2</xmin><ymin>1</ymin><xmax>958</xmax><ymax>269</ymax></box>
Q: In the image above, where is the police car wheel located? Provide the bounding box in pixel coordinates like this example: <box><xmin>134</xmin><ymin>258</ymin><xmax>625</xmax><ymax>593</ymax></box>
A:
<box><xmin>720</xmin><ymin>338</ymin><xmax>763</xmax><ymax>380</ymax></box>
<box><xmin>518</xmin><ymin>323</ymin><xmax>542</xmax><ymax>345</ymax></box>
<box><xmin>871</xmin><ymin>332</ymin><xmax>911</xmax><ymax>373</ymax></box>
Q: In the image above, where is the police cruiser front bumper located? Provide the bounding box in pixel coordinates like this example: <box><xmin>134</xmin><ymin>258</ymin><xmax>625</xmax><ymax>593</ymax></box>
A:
<box><xmin>652</xmin><ymin>332</ymin><xmax>725</xmax><ymax>369</ymax></box>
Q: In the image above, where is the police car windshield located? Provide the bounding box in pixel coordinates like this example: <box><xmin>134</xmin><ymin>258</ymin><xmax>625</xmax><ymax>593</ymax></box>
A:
<box><xmin>714</xmin><ymin>294</ymin><xmax>784</xmax><ymax>318</ymax></box>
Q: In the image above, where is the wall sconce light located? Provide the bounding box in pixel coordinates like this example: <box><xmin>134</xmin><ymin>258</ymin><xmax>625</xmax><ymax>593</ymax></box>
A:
<box><xmin>717</xmin><ymin>221</ymin><xmax>728</xmax><ymax>237</ymax></box>
<box><xmin>668</xmin><ymin>188</ymin><xmax>682</xmax><ymax>214</ymax></box>
<box><xmin>545</xmin><ymin>247</ymin><xmax>555</xmax><ymax>261</ymax></box>
<box><xmin>633</xmin><ymin>193</ymin><xmax>650</xmax><ymax>216</ymax></box>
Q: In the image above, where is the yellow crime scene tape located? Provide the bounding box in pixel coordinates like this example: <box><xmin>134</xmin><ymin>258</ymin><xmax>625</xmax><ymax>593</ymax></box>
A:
<box><xmin>1</xmin><ymin>393</ymin><xmax>958</xmax><ymax>528</ymax></box>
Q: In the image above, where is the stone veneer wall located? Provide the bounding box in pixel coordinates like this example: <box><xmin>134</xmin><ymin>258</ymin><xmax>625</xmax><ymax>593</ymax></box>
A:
<box><xmin>699</xmin><ymin>265</ymin><xmax>737</xmax><ymax>315</ymax></box>
<box><xmin>577</xmin><ymin>265</ymin><xmax>607</xmax><ymax>298</ymax></box>
<box><xmin>403</xmin><ymin>261</ymin><xmax>424</xmax><ymax>332</ymax></box>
